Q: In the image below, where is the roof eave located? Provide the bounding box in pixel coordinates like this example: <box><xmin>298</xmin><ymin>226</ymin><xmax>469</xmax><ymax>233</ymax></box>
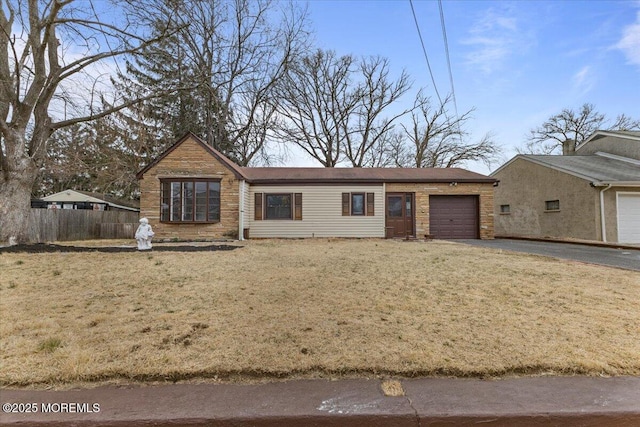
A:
<box><xmin>591</xmin><ymin>181</ymin><xmax>640</xmax><ymax>187</ymax></box>
<box><xmin>494</xmin><ymin>155</ymin><xmax>598</xmax><ymax>182</ymax></box>
<box><xmin>246</xmin><ymin>178</ymin><xmax>497</xmax><ymax>185</ymax></box>
<box><xmin>136</xmin><ymin>132</ymin><xmax>246</xmax><ymax>180</ymax></box>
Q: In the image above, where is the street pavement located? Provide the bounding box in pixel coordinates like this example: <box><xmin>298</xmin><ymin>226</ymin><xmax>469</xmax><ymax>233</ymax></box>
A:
<box><xmin>2</xmin><ymin>376</ymin><xmax>639</xmax><ymax>426</ymax></box>
<box><xmin>456</xmin><ymin>238</ymin><xmax>640</xmax><ymax>271</ymax></box>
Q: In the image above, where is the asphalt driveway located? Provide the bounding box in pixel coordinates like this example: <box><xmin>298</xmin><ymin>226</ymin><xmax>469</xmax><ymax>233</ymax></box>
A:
<box><xmin>456</xmin><ymin>238</ymin><xmax>640</xmax><ymax>272</ymax></box>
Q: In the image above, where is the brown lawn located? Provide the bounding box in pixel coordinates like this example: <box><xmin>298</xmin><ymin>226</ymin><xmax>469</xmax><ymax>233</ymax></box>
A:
<box><xmin>1</xmin><ymin>239</ymin><xmax>639</xmax><ymax>388</ymax></box>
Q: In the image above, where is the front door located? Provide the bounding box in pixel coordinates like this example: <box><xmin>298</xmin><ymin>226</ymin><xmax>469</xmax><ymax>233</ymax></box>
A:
<box><xmin>386</xmin><ymin>193</ymin><xmax>414</xmax><ymax>238</ymax></box>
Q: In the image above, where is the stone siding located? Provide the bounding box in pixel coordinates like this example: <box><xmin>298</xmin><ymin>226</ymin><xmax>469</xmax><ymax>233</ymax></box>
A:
<box><xmin>386</xmin><ymin>182</ymin><xmax>495</xmax><ymax>239</ymax></box>
<box><xmin>138</xmin><ymin>136</ymin><xmax>240</xmax><ymax>240</ymax></box>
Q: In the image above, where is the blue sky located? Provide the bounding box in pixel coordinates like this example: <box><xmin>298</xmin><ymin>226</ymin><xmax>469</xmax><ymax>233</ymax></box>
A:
<box><xmin>297</xmin><ymin>0</ymin><xmax>640</xmax><ymax>174</ymax></box>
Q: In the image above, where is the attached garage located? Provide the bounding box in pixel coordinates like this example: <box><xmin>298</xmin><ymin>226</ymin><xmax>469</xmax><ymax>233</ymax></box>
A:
<box><xmin>618</xmin><ymin>193</ymin><xmax>640</xmax><ymax>243</ymax></box>
<box><xmin>429</xmin><ymin>195</ymin><xmax>479</xmax><ymax>239</ymax></box>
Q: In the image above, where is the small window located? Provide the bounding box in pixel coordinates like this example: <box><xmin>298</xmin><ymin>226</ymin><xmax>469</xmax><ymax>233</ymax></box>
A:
<box><xmin>500</xmin><ymin>204</ymin><xmax>510</xmax><ymax>214</ymax></box>
<box><xmin>342</xmin><ymin>192</ymin><xmax>375</xmax><ymax>216</ymax></box>
<box><xmin>255</xmin><ymin>193</ymin><xmax>302</xmax><ymax>221</ymax></box>
<box><xmin>351</xmin><ymin>193</ymin><xmax>365</xmax><ymax>215</ymax></box>
<box><xmin>545</xmin><ymin>200</ymin><xmax>560</xmax><ymax>211</ymax></box>
<box><xmin>266</xmin><ymin>194</ymin><xmax>292</xmax><ymax>220</ymax></box>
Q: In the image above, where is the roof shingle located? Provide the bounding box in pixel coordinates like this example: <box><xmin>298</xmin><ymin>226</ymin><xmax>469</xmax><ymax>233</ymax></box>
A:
<box><xmin>240</xmin><ymin>167</ymin><xmax>496</xmax><ymax>184</ymax></box>
<box><xmin>519</xmin><ymin>154</ymin><xmax>640</xmax><ymax>183</ymax></box>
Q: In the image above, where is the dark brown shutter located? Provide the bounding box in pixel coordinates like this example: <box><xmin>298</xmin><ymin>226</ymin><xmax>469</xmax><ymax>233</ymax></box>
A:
<box><xmin>367</xmin><ymin>193</ymin><xmax>374</xmax><ymax>216</ymax></box>
<box><xmin>342</xmin><ymin>193</ymin><xmax>350</xmax><ymax>216</ymax></box>
<box><xmin>254</xmin><ymin>193</ymin><xmax>263</xmax><ymax>220</ymax></box>
<box><xmin>294</xmin><ymin>193</ymin><xmax>302</xmax><ymax>220</ymax></box>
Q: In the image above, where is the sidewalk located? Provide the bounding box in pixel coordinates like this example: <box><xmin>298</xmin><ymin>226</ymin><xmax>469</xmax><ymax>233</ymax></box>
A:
<box><xmin>2</xmin><ymin>376</ymin><xmax>639</xmax><ymax>426</ymax></box>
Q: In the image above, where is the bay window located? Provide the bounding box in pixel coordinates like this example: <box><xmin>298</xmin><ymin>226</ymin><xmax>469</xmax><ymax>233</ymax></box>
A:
<box><xmin>161</xmin><ymin>179</ymin><xmax>220</xmax><ymax>223</ymax></box>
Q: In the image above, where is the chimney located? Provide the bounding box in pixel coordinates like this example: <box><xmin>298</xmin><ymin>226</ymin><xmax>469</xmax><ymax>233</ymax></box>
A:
<box><xmin>562</xmin><ymin>139</ymin><xmax>575</xmax><ymax>156</ymax></box>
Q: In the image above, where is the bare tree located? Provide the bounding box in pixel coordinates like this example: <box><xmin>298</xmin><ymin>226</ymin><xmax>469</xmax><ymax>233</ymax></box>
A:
<box><xmin>34</xmin><ymin>119</ymin><xmax>147</xmax><ymax>200</ymax></box>
<box><xmin>274</xmin><ymin>50</ymin><xmax>357</xmax><ymax>166</ymax></box>
<box><xmin>275</xmin><ymin>49</ymin><xmax>411</xmax><ymax>167</ymax></box>
<box><xmin>343</xmin><ymin>56</ymin><xmax>411</xmax><ymax>167</ymax></box>
<box><xmin>522</xmin><ymin>103</ymin><xmax>640</xmax><ymax>154</ymax></box>
<box><xmin>119</xmin><ymin>0</ymin><xmax>310</xmax><ymax>165</ymax></box>
<box><xmin>393</xmin><ymin>93</ymin><xmax>500</xmax><ymax>168</ymax></box>
<box><xmin>0</xmin><ymin>0</ymin><xmax>170</xmax><ymax>244</ymax></box>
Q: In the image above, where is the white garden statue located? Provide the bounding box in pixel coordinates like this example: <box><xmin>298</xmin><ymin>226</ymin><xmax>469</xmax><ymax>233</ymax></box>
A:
<box><xmin>135</xmin><ymin>218</ymin><xmax>155</xmax><ymax>250</ymax></box>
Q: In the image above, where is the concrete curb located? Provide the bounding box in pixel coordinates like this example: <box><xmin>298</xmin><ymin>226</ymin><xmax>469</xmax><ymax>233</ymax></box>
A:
<box><xmin>2</xmin><ymin>376</ymin><xmax>639</xmax><ymax>426</ymax></box>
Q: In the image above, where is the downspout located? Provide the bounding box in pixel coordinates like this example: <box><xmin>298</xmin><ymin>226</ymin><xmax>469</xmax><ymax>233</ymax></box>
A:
<box><xmin>598</xmin><ymin>183</ymin><xmax>613</xmax><ymax>243</ymax></box>
<box><xmin>238</xmin><ymin>180</ymin><xmax>245</xmax><ymax>241</ymax></box>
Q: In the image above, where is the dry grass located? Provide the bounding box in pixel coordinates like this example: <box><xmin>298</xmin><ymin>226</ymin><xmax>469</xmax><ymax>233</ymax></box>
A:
<box><xmin>1</xmin><ymin>239</ymin><xmax>639</xmax><ymax>388</ymax></box>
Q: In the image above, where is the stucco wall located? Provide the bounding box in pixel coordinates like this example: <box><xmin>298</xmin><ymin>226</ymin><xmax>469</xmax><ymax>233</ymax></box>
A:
<box><xmin>385</xmin><ymin>182</ymin><xmax>495</xmax><ymax>239</ymax></box>
<box><xmin>492</xmin><ymin>158</ymin><xmax>600</xmax><ymax>240</ymax></box>
<box><xmin>138</xmin><ymin>136</ymin><xmax>240</xmax><ymax>240</ymax></box>
<box><xmin>576</xmin><ymin>136</ymin><xmax>640</xmax><ymax>159</ymax></box>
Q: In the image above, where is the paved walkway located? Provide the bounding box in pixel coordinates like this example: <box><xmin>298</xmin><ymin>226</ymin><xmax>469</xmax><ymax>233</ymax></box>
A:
<box><xmin>2</xmin><ymin>376</ymin><xmax>639</xmax><ymax>426</ymax></box>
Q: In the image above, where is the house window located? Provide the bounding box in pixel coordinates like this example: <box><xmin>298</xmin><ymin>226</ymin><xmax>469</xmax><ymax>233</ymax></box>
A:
<box><xmin>342</xmin><ymin>192</ymin><xmax>375</xmax><ymax>216</ymax></box>
<box><xmin>351</xmin><ymin>193</ymin><xmax>365</xmax><ymax>215</ymax></box>
<box><xmin>266</xmin><ymin>194</ymin><xmax>292</xmax><ymax>219</ymax></box>
<box><xmin>255</xmin><ymin>193</ymin><xmax>302</xmax><ymax>221</ymax></box>
<box><xmin>160</xmin><ymin>179</ymin><xmax>220</xmax><ymax>223</ymax></box>
<box><xmin>545</xmin><ymin>200</ymin><xmax>560</xmax><ymax>211</ymax></box>
<box><xmin>500</xmin><ymin>204</ymin><xmax>510</xmax><ymax>214</ymax></box>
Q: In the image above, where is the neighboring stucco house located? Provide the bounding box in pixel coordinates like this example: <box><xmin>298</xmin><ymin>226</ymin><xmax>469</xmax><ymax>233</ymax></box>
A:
<box><xmin>491</xmin><ymin>130</ymin><xmax>640</xmax><ymax>244</ymax></box>
<box><xmin>137</xmin><ymin>133</ymin><xmax>497</xmax><ymax>240</ymax></box>
<box><xmin>37</xmin><ymin>189</ymin><xmax>140</xmax><ymax>212</ymax></box>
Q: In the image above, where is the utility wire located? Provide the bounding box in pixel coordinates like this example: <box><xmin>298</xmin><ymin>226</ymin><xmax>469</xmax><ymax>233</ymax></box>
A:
<box><xmin>438</xmin><ymin>0</ymin><xmax>459</xmax><ymax>121</ymax></box>
<box><xmin>437</xmin><ymin>0</ymin><xmax>464</xmax><ymax>141</ymax></box>
<box><xmin>409</xmin><ymin>0</ymin><xmax>443</xmax><ymax>107</ymax></box>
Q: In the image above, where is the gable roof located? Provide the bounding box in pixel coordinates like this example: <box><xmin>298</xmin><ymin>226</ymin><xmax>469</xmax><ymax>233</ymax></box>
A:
<box><xmin>576</xmin><ymin>129</ymin><xmax>640</xmax><ymax>153</ymax></box>
<box><xmin>492</xmin><ymin>153</ymin><xmax>640</xmax><ymax>185</ymax></box>
<box><xmin>42</xmin><ymin>189</ymin><xmax>140</xmax><ymax>211</ymax></box>
<box><xmin>136</xmin><ymin>132</ymin><xmax>246</xmax><ymax>180</ymax></box>
<box><xmin>136</xmin><ymin>132</ymin><xmax>496</xmax><ymax>183</ymax></box>
<box><xmin>241</xmin><ymin>166</ymin><xmax>496</xmax><ymax>184</ymax></box>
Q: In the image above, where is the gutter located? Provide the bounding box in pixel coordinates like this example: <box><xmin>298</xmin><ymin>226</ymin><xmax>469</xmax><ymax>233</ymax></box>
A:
<box><xmin>238</xmin><ymin>180</ymin><xmax>246</xmax><ymax>241</ymax></box>
<box><xmin>598</xmin><ymin>184</ymin><xmax>613</xmax><ymax>242</ymax></box>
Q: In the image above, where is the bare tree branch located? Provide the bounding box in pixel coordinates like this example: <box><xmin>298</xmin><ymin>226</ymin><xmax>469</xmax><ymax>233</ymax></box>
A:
<box><xmin>275</xmin><ymin>49</ymin><xmax>358</xmax><ymax>167</ymax></box>
<box><xmin>393</xmin><ymin>93</ymin><xmax>500</xmax><ymax>168</ymax></box>
<box><xmin>521</xmin><ymin>103</ymin><xmax>640</xmax><ymax>154</ymax></box>
<box><xmin>343</xmin><ymin>56</ymin><xmax>412</xmax><ymax>167</ymax></box>
<box><xmin>0</xmin><ymin>0</ymin><xmax>172</xmax><ymax>244</ymax></box>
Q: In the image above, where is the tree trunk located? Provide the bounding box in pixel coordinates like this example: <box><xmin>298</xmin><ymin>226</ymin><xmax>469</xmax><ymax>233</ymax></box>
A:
<box><xmin>0</xmin><ymin>158</ymin><xmax>37</xmax><ymax>245</ymax></box>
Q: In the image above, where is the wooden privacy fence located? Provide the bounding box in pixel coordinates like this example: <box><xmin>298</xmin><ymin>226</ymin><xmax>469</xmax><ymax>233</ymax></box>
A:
<box><xmin>28</xmin><ymin>209</ymin><xmax>139</xmax><ymax>243</ymax></box>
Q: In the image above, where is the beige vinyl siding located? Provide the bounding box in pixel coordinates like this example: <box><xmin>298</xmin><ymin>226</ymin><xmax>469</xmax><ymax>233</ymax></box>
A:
<box><xmin>248</xmin><ymin>185</ymin><xmax>385</xmax><ymax>238</ymax></box>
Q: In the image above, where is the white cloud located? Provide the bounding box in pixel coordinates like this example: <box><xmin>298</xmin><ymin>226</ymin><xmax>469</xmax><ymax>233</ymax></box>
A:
<box><xmin>572</xmin><ymin>65</ymin><xmax>595</xmax><ymax>95</ymax></box>
<box><xmin>616</xmin><ymin>11</ymin><xmax>640</xmax><ymax>66</ymax></box>
<box><xmin>462</xmin><ymin>7</ymin><xmax>526</xmax><ymax>74</ymax></box>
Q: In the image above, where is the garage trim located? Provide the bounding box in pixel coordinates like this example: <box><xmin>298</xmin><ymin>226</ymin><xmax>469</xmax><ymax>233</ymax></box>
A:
<box><xmin>617</xmin><ymin>192</ymin><xmax>640</xmax><ymax>244</ymax></box>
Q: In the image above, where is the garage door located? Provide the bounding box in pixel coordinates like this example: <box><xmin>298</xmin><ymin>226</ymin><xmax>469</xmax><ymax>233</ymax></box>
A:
<box><xmin>618</xmin><ymin>193</ymin><xmax>640</xmax><ymax>244</ymax></box>
<box><xmin>429</xmin><ymin>195</ymin><xmax>479</xmax><ymax>239</ymax></box>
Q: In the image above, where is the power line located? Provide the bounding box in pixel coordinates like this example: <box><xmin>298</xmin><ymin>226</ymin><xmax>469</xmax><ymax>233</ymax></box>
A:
<box><xmin>437</xmin><ymin>0</ymin><xmax>464</xmax><ymax>142</ymax></box>
<box><xmin>438</xmin><ymin>0</ymin><xmax>460</xmax><ymax>121</ymax></box>
<box><xmin>409</xmin><ymin>0</ymin><xmax>443</xmax><ymax>107</ymax></box>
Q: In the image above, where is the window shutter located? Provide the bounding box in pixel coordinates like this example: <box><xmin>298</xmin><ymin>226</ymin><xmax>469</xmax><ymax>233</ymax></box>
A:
<box><xmin>367</xmin><ymin>193</ymin><xmax>375</xmax><ymax>216</ymax></box>
<box><xmin>342</xmin><ymin>193</ymin><xmax>350</xmax><ymax>216</ymax></box>
<box><xmin>254</xmin><ymin>193</ymin><xmax>263</xmax><ymax>220</ymax></box>
<box><xmin>294</xmin><ymin>193</ymin><xmax>302</xmax><ymax>220</ymax></box>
